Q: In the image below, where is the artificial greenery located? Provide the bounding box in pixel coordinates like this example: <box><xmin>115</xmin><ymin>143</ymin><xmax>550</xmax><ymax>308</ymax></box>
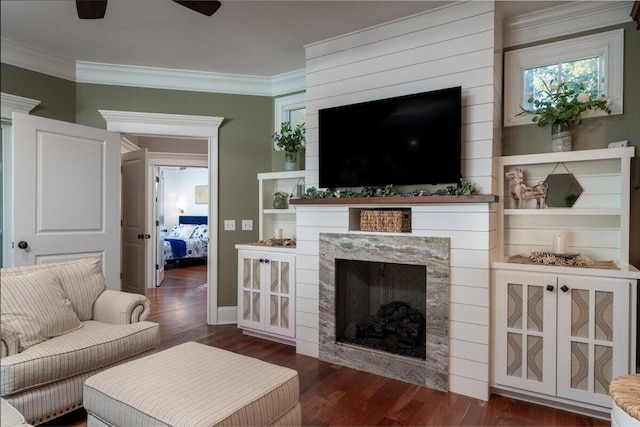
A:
<box><xmin>300</xmin><ymin>179</ymin><xmax>477</xmax><ymax>199</ymax></box>
<box><xmin>519</xmin><ymin>79</ymin><xmax>611</xmax><ymax>128</ymax></box>
<box><xmin>272</xmin><ymin>122</ymin><xmax>306</xmax><ymax>153</ymax></box>
<box><xmin>433</xmin><ymin>179</ymin><xmax>476</xmax><ymax>196</ymax></box>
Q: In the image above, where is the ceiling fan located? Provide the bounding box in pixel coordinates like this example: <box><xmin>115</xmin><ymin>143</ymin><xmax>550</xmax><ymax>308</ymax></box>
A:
<box><xmin>76</xmin><ymin>0</ymin><xmax>222</xmax><ymax>19</ymax></box>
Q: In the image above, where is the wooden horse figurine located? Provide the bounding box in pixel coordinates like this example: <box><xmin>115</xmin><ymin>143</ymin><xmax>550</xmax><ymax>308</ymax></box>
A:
<box><xmin>505</xmin><ymin>169</ymin><xmax>548</xmax><ymax>209</ymax></box>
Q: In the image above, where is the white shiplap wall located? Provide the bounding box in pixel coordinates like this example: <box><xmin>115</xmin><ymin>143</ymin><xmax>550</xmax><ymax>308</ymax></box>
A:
<box><xmin>297</xmin><ymin>2</ymin><xmax>501</xmax><ymax>401</ymax></box>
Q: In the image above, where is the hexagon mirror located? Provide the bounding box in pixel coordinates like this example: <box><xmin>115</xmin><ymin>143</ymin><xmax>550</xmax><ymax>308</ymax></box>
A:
<box><xmin>543</xmin><ymin>173</ymin><xmax>583</xmax><ymax>207</ymax></box>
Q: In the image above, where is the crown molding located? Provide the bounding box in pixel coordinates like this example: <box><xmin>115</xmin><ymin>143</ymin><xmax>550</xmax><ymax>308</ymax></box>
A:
<box><xmin>504</xmin><ymin>1</ymin><xmax>634</xmax><ymax>47</ymax></box>
<box><xmin>271</xmin><ymin>69</ymin><xmax>306</xmax><ymax>96</ymax></box>
<box><xmin>77</xmin><ymin>61</ymin><xmax>274</xmax><ymax>96</ymax></box>
<box><xmin>1</xmin><ymin>92</ymin><xmax>41</xmax><ymax>122</ymax></box>
<box><xmin>120</xmin><ymin>136</ymin><xmax>141</xmax><ymax>154</ymax></box>
<box><xmin>1</xmin><ymin>38</ymin><xmax>76</xmax><ymax>81</ymax></box>
<box><xmin>77</xmin><ymin>62</ymin><xmax>306</xmax><ymax>96</ymax></box>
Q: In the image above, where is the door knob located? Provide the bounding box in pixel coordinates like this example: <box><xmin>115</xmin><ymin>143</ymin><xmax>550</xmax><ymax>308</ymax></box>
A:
<box><xmin>546</xmin><ymin>285</ymin><xmax>554</xmax><ymax>292</ymax></box>
<box><xmin>17</xmin><ymin>241</ymin><xmax>28</xmax><ymax>249</ymax></box>
<box><xmin>560</xmin><ymin>285</ymin><xmax>569</xmax><ymax>293</ymax></box>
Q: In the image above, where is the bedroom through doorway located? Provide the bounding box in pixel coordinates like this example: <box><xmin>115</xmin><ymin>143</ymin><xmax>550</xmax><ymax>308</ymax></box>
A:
<box><xmin>156</xmin><ymin>165</ymin><xmax>209</xmax><ymax>288</ymax></box>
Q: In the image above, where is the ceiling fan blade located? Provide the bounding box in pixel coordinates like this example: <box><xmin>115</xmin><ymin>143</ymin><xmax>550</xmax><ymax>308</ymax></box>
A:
<box><xmin>76</xmin><ymin>0</ymin><xmax>108</xmax><ymax>19</ymax></box>
<box><xmin>173</xmin><ymin>0</ymin><xmax>221</xmax><ymax>16</ymax></box>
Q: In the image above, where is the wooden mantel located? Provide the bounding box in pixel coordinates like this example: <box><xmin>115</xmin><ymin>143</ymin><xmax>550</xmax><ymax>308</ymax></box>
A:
<box><xmin>290</xmin><ymin>194</ymin><xmax>498</xmax><ymax>205</ymax></box>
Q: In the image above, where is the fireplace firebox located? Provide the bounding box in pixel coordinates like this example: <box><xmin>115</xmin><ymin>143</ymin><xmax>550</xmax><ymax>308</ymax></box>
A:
<box><xmin>335</xmin><ymin>260</ymin><xmax>427</xmax><ymax>360</ymax></box>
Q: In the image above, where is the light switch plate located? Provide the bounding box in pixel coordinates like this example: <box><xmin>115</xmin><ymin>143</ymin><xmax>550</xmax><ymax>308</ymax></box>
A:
<box><xmin>223</xmin><ymin>220</ymin><xmax>235</xmax><ymax>231</ymax></box>
<box><xmin>241</xmin><ymin>220</ymin><xmax>253</xmax><ymax>231</ymax></box>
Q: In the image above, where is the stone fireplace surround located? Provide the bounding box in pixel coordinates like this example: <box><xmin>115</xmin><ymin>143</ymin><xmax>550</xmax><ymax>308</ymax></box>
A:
<box><xmin>319</xmin><ymin>233</ymin><xmax>450</xmax><ymax>391</ymax></box>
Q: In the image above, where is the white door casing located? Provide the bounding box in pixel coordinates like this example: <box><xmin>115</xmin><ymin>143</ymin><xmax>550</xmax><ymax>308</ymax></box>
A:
<box><xmin>10</xmin><ymin>112</ymin><xmax>121</xmax><ymax>288</ymax></box>
<box><xmin>100</xmin><ymin>110</ymin><xmax>222</xmax><ymax>325</ymax></box>
<box><xmin>121</xmin><ymin>148</ymin><xmax>149</xmax><ymax>295</ymax></box>
<box><xmin>155</xmin><ymin>168</ymin><xmax>165</xmax><ymax>287</ymax></box>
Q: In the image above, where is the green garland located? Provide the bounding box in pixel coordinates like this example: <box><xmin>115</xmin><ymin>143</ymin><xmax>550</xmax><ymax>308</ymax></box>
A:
<box><xmin>300</xmin><ymin>179</ymin><xmax>477</xmax><ymax>199</ymax></box>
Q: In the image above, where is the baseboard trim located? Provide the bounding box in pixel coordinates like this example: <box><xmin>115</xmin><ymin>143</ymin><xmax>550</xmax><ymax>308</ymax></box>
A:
<box><xmin>216</xmin><ymin>306</ymin><xmax>237</xmax><ymax>324</ymax></box>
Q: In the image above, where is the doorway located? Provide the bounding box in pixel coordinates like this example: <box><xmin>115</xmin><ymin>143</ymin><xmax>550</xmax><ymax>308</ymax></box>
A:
<box><xmin>156</xmin><ymin>165</ymin><xmax>208</xmax><ymax>287</ymax></box>
<box><xmin>104</xmin><ymin>109</ymin><xmax>223</xmax><ymax>325</ymax></box>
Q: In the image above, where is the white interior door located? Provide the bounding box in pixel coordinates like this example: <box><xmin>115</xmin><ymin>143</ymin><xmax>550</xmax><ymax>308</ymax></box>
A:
<box><xmin>10</xmin><ymin>113</ymin><xmax>121</xmax><ymax>289</ymax></box>
<box><xmin>121</xmin><ymin>148</ymin><xmax>148</xmax><ymax>295</ymax></box>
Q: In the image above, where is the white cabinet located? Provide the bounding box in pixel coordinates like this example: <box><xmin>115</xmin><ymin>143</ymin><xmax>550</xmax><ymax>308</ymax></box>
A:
<box><xmin>494</xmin><ymin>269</ymin><xmax>633</xmax><ymax>409</ymax></box>
<box><xmin>258</xmin><ymin>171</ymin><xmax>305</xmax><ymax>241</ymax></box>
<box><xmin>236</xmin><ymin>247</ymin><xmax>296</xmax><ymax>344</ymax></box>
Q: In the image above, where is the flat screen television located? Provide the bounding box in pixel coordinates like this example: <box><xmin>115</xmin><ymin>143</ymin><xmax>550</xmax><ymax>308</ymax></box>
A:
<box><xmin>319</xmin><ymin>86</ymin><xmax>462</xmax><ymax>188</ymax></box>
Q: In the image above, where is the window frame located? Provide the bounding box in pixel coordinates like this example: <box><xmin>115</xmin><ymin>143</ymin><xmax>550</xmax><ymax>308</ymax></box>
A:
<box><xmin>504</xmin><ymin>29</ymin><xmax>623</xmax><ymax>127</ymax></box>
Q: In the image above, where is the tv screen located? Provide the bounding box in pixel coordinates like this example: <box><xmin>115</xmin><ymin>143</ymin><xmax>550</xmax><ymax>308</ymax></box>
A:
<box><xmin>319</xmin><ymin>86</ymin><xmax>462</xmax><ymax>188</ymax></box>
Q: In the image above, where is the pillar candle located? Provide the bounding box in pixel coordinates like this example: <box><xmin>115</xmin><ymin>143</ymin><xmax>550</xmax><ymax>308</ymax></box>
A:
<box><xmin>275</xmin><ymin>228</ymin><xmax>283</xmax><ymax>239</ymax></box>
<box><xmin>553</xmin><ymin>233</ymin><xmax>566</xmax><ymax>254</ymax></box>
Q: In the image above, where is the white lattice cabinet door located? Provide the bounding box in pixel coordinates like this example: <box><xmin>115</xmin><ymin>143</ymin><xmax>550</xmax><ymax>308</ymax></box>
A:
<box><xmin>556</xmin><ymin>275</ymin><xmax>630</xmax><ymax>407</ymax></box>
<box><xmin>494</xmin><ymin>270</ymin><xmax>557</xmax><ymax>395</ymax></box>
<box><xmin>264</xmin><ymin>252</ymin><xmax>296</xmax><ymax>338</ymax></box>
<box><xmin>236</xmin><ymin>247</ymin><xmax>296</xmax><ymax>344</ymax></box>
<box><xmin>237</xmin><ymin>251</ymin><xmax>265</xmax><ymax>331</ymax></box>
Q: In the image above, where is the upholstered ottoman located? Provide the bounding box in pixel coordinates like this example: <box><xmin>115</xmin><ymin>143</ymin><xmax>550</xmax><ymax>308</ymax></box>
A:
<box><xmin>83</xmin><ymin>342</ymin><xmax>301</xmax><ymax>426</ymax></box>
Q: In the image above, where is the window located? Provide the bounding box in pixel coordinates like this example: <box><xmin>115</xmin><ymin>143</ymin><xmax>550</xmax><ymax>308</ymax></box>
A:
<box><xmin>274</xmin><ymin>93</ymin><xmax>305</xmax><ymax>130</ymax></box>
<box><xmin>504</xmin><ymin>29</ymin><xmax>623</xmax><ymax>127</ymax></box>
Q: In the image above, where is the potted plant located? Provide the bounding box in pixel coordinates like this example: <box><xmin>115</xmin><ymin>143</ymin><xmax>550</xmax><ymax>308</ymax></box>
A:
<box><xmin>519</xmin><ymin>79</ymin><xmax>611</xmax><ymax>152</ymax></box>
<box><xmin>272</xmin><ymin>122</ymin><xmax>306</xmax><ymax>171</ymax></box>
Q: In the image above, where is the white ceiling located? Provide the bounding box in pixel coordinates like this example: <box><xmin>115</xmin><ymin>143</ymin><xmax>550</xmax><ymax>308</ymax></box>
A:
<box><xmin>1</xmin><ymin>0</ymin><xmax>570</xmax><ymax>78</ymax></box>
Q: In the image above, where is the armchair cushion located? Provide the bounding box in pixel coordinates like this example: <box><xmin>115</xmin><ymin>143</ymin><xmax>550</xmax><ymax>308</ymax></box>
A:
<box><xmin>0</xmin><ymin>258</ymin><xmax>106</xmax><ymax>321</ymax></box>
<box><xmin>0</xmin><ymin>270</ymin><xmax>82</xmax><ymax>351</ymax></box>
<box><xmin>1</xmin><ymin>320</ymin><xmax>160</xmax><ymax>396</ymax></box>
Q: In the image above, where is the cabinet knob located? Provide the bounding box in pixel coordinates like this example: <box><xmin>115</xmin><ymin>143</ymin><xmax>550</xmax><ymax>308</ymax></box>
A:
<box><xmin>560</xmin><ymin>285</ymin><xmax>569</xmax><ymax>293</ymax></box>
<box><xmin>265</xmin><ymin>259</ymin><xmax>270</xmax><ymax>264</ymax></box>
<box><xmin>259</xmin><ymin>258</ymin><xmax>264</xmax><ymax>263</ymax></box>
<box><xmin>546</xmin><ymin>285</ymin><xmax>554</xmax><ymax>292</ymax></box>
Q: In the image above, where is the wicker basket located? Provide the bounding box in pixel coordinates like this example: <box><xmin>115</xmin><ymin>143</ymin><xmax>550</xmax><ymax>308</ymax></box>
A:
<box><xmin>360</xmin><ymin>209</ymin><xmax>411</xmax><ymax>233</ymax></box>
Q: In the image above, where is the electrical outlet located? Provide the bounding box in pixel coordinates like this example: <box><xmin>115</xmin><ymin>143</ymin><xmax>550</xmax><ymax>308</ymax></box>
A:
<box><xmin>223</xmin><ymin>220</ymin><xmax>236</xmax><ymax>231</ymax></box>
<box><xmin>241</xmin><ymin>220</ymin><xmax>253</xmax><ymax>231</ymax></box>
<box><xmin>608</xmin><ymin>140</ymin><xmax>628</xmax><ymax>148</ymax></box>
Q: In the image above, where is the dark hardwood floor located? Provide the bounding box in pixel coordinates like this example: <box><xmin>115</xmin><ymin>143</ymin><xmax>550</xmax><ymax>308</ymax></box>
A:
<box><xmin>48</xmin><ymin>263</ymin><xmax>608</xmax><ymax>426</ymax></box>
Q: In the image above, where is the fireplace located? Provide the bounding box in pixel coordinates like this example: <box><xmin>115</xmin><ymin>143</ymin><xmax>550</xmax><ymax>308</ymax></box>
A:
<box><xmin>335</xmin><ymin>260</ymin><xmax>427</xmax><ymax>360</ymax></box>
<box><xmin>319</xmin><ymin>233</ymin><xmax>450</xmax><ymax>391</ymax></box>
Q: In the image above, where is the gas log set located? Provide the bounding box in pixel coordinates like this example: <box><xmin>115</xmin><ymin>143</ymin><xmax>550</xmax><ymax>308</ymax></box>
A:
<box><xmin>340</xmin><ymin>301</ymin><xmax>426</xmax><ymax>360</ymax></box>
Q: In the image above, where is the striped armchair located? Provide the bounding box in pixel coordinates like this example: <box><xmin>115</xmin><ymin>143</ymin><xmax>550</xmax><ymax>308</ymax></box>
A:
<box><xmin>0</xmin><ymin>258</ymin><xmax>160</xmax><ymax>425</ymax></box>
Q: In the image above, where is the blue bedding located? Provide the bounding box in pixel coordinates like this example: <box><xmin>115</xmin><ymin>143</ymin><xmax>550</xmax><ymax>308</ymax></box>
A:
<box><xmin>165</xmin><ymin>238</ymin><xmax>187</xmax><ymax>258</ymax></box>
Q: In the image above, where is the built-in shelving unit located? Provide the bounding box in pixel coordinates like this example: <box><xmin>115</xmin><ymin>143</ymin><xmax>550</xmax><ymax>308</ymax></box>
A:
<box><xmin>258</xmin><ymin>170</ymin><xmax>305</xmax><ymax>241</ymax></box>
<box><xmin>495</xmin><ymin>146</ymin><xmax>635</xmax><ymax>267</ymax></box>
<box><xmin>491</xmin><ymin>146</ymin><xmax>638</xmax><ymax>416</ymax></box>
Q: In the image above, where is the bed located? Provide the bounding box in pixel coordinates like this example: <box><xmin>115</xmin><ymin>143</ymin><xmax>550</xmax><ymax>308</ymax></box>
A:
<box><xmin>163</xmin><ymin>215</ymin><xmax>208</xmax><ymax>264</ymax></box>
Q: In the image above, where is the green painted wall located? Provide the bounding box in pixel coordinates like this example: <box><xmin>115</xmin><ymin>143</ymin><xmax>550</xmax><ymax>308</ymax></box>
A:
<box><xmin>76</xmin><ymin>83</ymin><xmax>273</xmax><ymax>307</ymax></box>
<box><xmin>503</xmin><ymin>22</ymin><xmax>640</xmax><ymax>268</ymax></box>
<box><xmin>0</xmin><ymin>63</ymin><xmax>76</xmax><ymax>122</ymax></box>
